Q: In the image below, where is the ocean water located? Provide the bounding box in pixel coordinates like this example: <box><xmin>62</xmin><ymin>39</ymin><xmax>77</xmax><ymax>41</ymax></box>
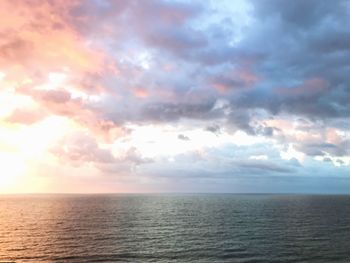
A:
<box><xmin>1</xmin><ymin>194</ymin><xmax>350</xmax><ymax>262</ymax></box>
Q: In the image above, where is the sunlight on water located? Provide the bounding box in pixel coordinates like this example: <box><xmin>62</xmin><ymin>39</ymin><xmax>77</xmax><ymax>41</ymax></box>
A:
<box><xmin>1</xmin><ymin>194</ymin><xmax>350</xmax><ymax>262</ymax></box>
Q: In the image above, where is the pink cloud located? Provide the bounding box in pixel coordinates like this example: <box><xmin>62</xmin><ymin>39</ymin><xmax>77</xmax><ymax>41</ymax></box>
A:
<box><xmin>277</xmin><ymin>77</ymin><xmax>329</xmax><ymax>97</ymax></box>
<box><xmin>211</xmin><ymin>66</ymin><xmax>260</xmax><ymax>93</ymax></box>
<box><xmin>5</xmin><ymin>108</ymin><xmax>46</xmax><ymax>125</ymax></box>
<box><xmin>132</xmin><ymin>87</ymin><xmax>150</xmax><ymax>98</ymax></box>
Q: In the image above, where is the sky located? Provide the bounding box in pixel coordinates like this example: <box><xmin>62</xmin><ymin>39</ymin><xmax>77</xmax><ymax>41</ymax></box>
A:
<box><xmin>0</xmin><ymin>0</ymin><xmax>349</xmax><ymax>193</ymax></box>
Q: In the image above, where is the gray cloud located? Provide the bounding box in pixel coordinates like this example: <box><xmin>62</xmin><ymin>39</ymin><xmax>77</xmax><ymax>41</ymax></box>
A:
<box><xmin>228</xmin><ymin>0</ymin><xmax>350</xmax><ymax>120</ymax></box>
<box><xmin>52</xmin><ymin>133</ymin><xmax>115</xmax><ymax>164</ymax></box>
<box><xmin>235</xmin><ymin>160</ymin><xmax>294</xmax><ymax>174</ymax></box>
<box><xmin>295</xmin><ymin>141</ymin><xmax>350</xmax><ymax>157</ymax></box>
<box><xmin>205</xmin><ymin>124</ymin><xmax>221</xmax><ymax>135</ymax></box>
<box><xmin>54</xmin><ymin>0</ymin><xmax>350</xmax><ymax>136</ymax></box>
<box><xmin>141</xmin><ymin>101</ymin><xmax>221</xmax><ymax>122</ymax></box>
<box><xmin>178</xmin><ymin>134</ymin><xmax>190</xmax><ymax>141</ymax></box>
<box><xmin>52</xmin><ymin>134</ymin><xmax>152</xmax><ymax>171</ymax></box>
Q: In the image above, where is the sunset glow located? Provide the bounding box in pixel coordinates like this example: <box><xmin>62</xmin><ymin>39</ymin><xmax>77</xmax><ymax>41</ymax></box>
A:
<box><xmin>0</xmin><ymin>0</ymin><xmax>349</xmax><ymax>193</ymax></box>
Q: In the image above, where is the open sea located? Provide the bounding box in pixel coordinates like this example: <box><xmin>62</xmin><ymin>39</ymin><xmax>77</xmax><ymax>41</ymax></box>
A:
<box><xmin>1</xmin><ymin>194</ymin><xmax>350</xmax><ymax>262</ymax></box>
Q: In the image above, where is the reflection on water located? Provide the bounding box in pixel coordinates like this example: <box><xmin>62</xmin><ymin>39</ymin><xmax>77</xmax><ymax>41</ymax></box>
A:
<box><xmin>1</xmin><ymin>194</ymin><xmax>350</xmax><ymax>262</ymax></box>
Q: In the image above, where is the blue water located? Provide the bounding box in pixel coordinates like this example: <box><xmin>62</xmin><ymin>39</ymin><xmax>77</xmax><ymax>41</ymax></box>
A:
<box><xmin>1</xmin><ymin>194</ymin><xmax>350</xmax><ymax>262</ymax></box>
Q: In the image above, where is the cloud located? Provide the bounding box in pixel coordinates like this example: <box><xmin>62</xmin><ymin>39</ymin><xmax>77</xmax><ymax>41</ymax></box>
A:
<box><xmin>178</xmin><ymin>134</ymin><xmax>190</xmax><ymax>141</ymax></box>
<box><xmin>229</xmin><ymin>0</ymin><xmax>350</xmax><ymax>120</ymax></box>
<box><xmin>5</xmin><ymin>108</ymin><xmax>46</xmax><ymax>125</ymax></box>
<box><xmin>1</xmin><ymin>0</ymin><xmax>350</xmax><ymax>192</ymax></box>
<box><xmin>141</xmin><ymin>101</ymin><xmax>220</xmax><ymax>123</ymax></box>
<box><xmin>235</xmin><ymin>160</ymin><xmax>294</xmax><ymax>174</ymax></box>
<box><xmin>0</xmin><ymin>0</ymin><xmax>104</xmax><ymax>74</ymax></box>
<box><xmin>52</xmin><ymin>133</ymin><xmax>152</xmax><ymax>173</ymax></box>
<box><xmin>296</xmin><ymin>141</ymin><xmax>350</xmax><ymax>157</ymax></box>
<box><xmin>205</xmin><ymin>124</ymin><xmax>221</xmax><ymax>135</ymax></box>
<box><xmin>52</xmin><ymin>133</ymin><xmax>115</xmax><ymax>165</ymax></box>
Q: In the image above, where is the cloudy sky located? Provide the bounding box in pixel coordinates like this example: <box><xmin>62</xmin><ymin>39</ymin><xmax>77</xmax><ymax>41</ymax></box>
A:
<box><xmin>0</xmin><ymin>0</ymin><xmax>349</xmax><ymax>193</ymax></box>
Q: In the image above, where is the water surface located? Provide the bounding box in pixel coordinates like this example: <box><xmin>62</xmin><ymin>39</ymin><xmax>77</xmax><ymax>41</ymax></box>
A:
<box><xmin>1</xmin><ymin>194</ymin><xmax>350</xmax><ymax>262</ymax></box>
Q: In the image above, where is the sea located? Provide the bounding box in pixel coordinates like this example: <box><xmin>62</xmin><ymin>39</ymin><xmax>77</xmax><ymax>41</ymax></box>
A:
<box><xmin>1</xmin><ymin>194</ymin><xmax>350</xmax><ymax>262</ymax></box>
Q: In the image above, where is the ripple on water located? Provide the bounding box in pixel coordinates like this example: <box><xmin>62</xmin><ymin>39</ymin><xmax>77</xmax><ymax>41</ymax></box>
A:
<box><xmin>1</xmin><ymin>194</ymin><xmax>350</xmax><ymax>262</ymax></box>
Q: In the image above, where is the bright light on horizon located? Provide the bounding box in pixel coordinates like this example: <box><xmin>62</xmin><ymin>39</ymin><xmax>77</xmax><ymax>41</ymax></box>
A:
<box><xmin>0</xmin><ymin>0</ymin><xmax>349</xmax><ymax>193</ymax></box>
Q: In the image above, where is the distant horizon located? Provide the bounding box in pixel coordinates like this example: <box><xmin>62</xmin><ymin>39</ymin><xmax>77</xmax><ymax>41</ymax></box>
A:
<box><xmin>3</xmin><ymin>191</ymin><xmax>350</xmax><ymax>196</ymax></box>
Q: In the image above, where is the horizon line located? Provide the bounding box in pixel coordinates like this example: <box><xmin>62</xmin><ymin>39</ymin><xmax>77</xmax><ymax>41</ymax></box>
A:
<box><xmin>1</xmin><ymin>192</ymin><xmax>350</xmax><ymax>195</ymax></box>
